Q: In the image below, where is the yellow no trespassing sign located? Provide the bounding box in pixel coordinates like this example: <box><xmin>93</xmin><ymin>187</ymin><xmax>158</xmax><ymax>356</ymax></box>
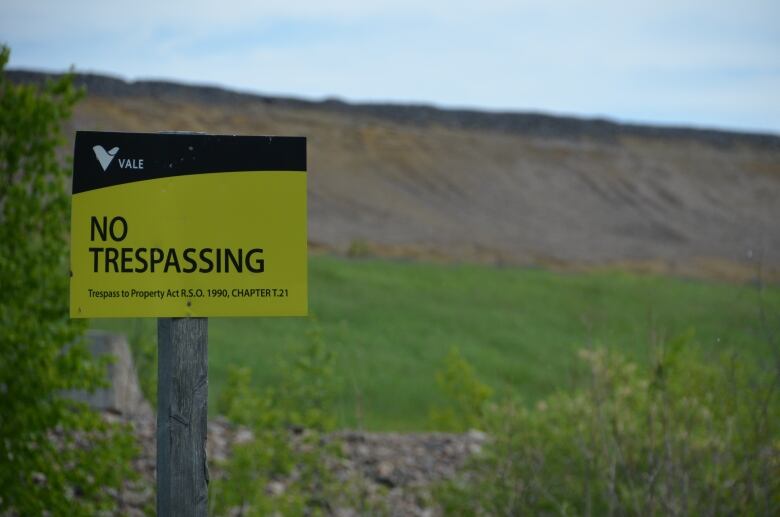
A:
<box><xmin>70</xmin><ymin>131</ymin><xmax>307</xmax><ymax>318</ymax></box>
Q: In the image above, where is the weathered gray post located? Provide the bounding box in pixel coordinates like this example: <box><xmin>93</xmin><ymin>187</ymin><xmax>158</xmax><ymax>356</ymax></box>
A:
<box><xmin>157</xmin><ymin>317</ymin><xmax>209</xmax><ymax>517</ymax></box>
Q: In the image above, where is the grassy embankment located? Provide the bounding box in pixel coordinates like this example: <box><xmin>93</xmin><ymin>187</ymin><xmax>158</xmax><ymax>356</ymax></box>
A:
<box><xmin>92</xmin><ymin>254</ymin><xmax>779</xmax><ymax>431</ymax></box>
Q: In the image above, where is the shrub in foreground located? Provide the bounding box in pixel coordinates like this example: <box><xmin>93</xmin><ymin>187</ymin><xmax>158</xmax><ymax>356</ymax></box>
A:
<box><xmin>436</xmin><ymin>337</ymin><xmax>779</xmax><ymax>515</ymax></box>
<box><xmin>211</xmin><ymin>328</ymin><xmax>388</xmax><ymax>516</ymax></box>
<box><xmin>0</xmin><ymin>45</ymin><xmax>136</xmax><ymax>515</ymax></box>
<box><xmin>429</xmin><ymin>347</ymin><xmax>493</xmax><ymax>432</ymax></box>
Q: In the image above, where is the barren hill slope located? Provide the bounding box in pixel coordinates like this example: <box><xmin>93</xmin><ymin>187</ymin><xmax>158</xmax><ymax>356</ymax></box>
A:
<box><xmin>12</xmin><ymin>71</ymin><xmax>780</xmax><ymax>280</ymax></box>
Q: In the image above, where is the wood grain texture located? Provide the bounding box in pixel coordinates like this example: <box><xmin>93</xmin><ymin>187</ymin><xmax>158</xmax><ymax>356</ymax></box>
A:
<box><xmin>157</xmin><ymin>318</ymin><xmax>209</xmax><ymax>517</ymax></box>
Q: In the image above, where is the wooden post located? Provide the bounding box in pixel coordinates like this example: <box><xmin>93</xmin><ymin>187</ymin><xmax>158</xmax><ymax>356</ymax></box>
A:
<box><xmin>157</xmin><ymin>317</ymin><xmax>209</xmax><ymax>517</ymax></box>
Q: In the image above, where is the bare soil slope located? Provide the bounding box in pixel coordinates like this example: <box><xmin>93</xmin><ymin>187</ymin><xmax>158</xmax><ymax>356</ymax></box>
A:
<box><xmin>13</xmin><ymin>71</ymin><xmax>780</xmax><ymax>280</ymax></box>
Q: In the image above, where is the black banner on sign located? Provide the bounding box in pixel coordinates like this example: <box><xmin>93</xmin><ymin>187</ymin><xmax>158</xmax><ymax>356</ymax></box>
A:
<box><xmin>73</xmin><ymin>131</ymin><xmax>307</xmax><ymax>194</ymax></box>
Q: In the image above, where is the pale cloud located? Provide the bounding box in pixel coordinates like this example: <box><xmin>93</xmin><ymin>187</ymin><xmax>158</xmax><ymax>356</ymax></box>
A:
<box><xmin>2</xmin><ymin>0</ymin><xmax>778</xmax><ymax>133</ymax></box>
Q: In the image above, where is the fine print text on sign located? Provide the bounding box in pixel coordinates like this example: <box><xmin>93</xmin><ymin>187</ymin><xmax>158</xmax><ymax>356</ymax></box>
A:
<box><xmin>70</xmin><ymin>131</ymin><xmax>307</xmax><ymax>318</ymax></box>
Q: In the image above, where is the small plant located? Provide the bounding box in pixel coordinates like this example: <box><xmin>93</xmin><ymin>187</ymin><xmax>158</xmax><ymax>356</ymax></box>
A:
<box><xmin>127</xmin><ymin>320</ymin><xmax>157</xmax><ymax>404</ymax></box>
<box><xmin>429</xmin><ymin>347</ymin><xmax>493</xmax><ymax>431</ymax></box>
<box><xmin>211</xmin><ymin>325</ymin><xmax>385</xmax><ymax>516</ymax></box>
<box><xmin>347</xmin><ymin>239</ymin><xmax>371</xmax><ymax>258</ymax></box>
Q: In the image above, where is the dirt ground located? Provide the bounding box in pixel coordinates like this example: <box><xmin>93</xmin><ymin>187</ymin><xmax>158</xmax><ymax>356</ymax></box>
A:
<box><xmin>51</xmin><ymin>73</ymin><xmax>780</xmax><ymax>282</ymax></box>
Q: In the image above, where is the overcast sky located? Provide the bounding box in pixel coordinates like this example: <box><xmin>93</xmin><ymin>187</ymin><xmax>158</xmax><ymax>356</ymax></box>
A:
<box><xmin>2</xmin><ymin>0</ymin><xmax>778</xmax><ymax>134</ymax></box>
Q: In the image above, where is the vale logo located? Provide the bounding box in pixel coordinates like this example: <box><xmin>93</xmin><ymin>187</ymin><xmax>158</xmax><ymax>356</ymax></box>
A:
<box><xmin>92</xmin><ymin>145</ymin><xmax>144</xmax><ymax>172</ymax></box>
<box><xmin>92</xmin><ymin>145</ymin><xmax>119</xmax><ymax>171</ymax></box>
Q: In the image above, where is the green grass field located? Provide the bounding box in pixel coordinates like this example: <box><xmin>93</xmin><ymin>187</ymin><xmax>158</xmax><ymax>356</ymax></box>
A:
<box><xmin>92</xmin><ymin>254</ymin><xmax>780</xmax><ymax>431</ymax></box>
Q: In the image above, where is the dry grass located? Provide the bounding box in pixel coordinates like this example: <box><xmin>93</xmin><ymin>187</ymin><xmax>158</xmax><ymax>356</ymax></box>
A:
<box><xmin>68</xmin><ymin>94</ymin><xmax>780</xmax><ymax>283</ymax></box>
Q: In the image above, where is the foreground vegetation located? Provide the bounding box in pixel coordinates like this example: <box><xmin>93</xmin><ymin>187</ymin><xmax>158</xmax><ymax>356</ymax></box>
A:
<box><xmin>0</xmin><ymin>46</ymin><xmax>135</xmax><ymax>515</ymax></box>
<box><xmin>204</xmin><ymin>323</ymin><xmax>779</xmax><ymax>515</ymax></box>
<box><xmin>95</xmin><ymin>254</ymin><xmax>780</xmax><ymax>430</ymax></box>
<box><xmin>436</xmin><ymin>341</ymin><xmax>779</xmax><ymax>515</ymax></box>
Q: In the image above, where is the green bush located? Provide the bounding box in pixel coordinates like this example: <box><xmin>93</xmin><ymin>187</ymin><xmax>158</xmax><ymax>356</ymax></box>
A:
<box><xmin>0</xmin><ymin>45</ymin><xmax>136</xmax><ymax>514</ymax></box>
<box><xmin>211</xmin><ymin>327</ymin><xmax>386</xmax><ymax>515</ymax></box>
<box><xmin>429</xmin><ymin>347</ymin><xmax>493</xmax><ymax>431</ymax></box>
<box><xmin>435</xmin><ymin>335</ymin><xmax>779</xmax><ymax>515</ymax></box>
